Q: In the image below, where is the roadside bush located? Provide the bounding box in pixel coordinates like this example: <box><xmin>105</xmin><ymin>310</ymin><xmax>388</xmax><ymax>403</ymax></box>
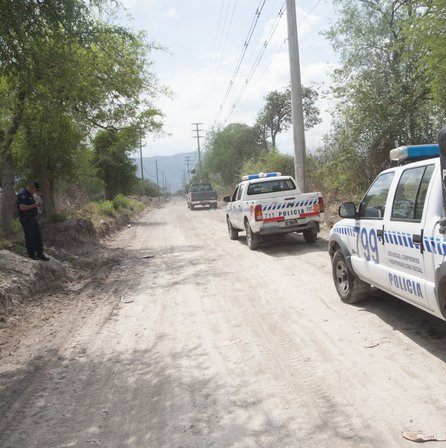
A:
<box><xmin>98</xmin><ymin>200</ymin><xmax>116</xmax><ymax>217</ymax></box>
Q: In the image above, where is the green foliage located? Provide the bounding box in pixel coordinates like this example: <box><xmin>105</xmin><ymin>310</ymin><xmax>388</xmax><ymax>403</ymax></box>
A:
<box><xmin>403</xmin><ymin>0</ymin><xmax>446</xmax><ymax>110</ymax></box>
<box><xmin>0</xmin><ymin>0</ymin><xmax>168</xmax><ymax>235</ymax></box>
<box><xmin>241</xmin><ymin>149</ymin><xmax>294</xmax><ymax>179</ymax></box>
<box><xmin>112</xmin><ymin>194</ymin><xmax>144</xmax><ymax>212</ymax></box>
<box><xmin>318</xmin><ymin>0</ymin><xmax>446</xmax><ymax>197</ymax></box>
<box><xmin>98</xmin><ymin>200</ymin><xmax>116</xmax><ymax>217</ymax></box>
<box><xmin>93</xmin><ymin>128</ymin><xmax>141</xmax><ymax>200</ymax></box>
<box><xmin>133</xmin><ymin>178</ymin><xmax>162</xmax><ymax>197</ymax></box>
<box><xmin>254</xmin><ymin>86</ymin><xmax>321</xmax><ymax>149</ymax></box>
<box><xmin>203</xmin><ymin>123</ymin><xmax>262</xmax><ymax>188</ymax></box>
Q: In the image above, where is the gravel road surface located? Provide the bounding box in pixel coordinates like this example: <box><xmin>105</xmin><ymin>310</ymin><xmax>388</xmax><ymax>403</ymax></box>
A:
<box><xmin>1</xmin><ymin>197</ymin><xmax>446</xmax><ymax>447</ymax></box>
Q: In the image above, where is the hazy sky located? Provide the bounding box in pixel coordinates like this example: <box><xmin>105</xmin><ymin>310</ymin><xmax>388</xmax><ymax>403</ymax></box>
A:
<box><xmin>119</xmin><ymin>0</ymin><xmax>339</xmax><ymax>164</ymax></box>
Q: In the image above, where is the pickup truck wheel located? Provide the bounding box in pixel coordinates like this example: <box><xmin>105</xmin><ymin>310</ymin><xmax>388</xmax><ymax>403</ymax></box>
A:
<box><xmin>190</xmin><ymin>204</ymin><xmax>195</xmax><ymax>210</ymax></box>
<box><xmin>332</xmin><ymin>250</ymin><xmax>368</xmax><ymax>304</ymax></box>
<box><xmin>303</xmin><ymin>228</ymin><xmax>318</xmax><ymax>243</ymax></box>
<box><xmin>245</xmin><ymin>221</ymin><xmax>260</xmax><ymax>250</ymax></box>
<box><xmin>227</xmin><ymin>217</ymin><xmax>239</xmax><ymax>240</ymax></box>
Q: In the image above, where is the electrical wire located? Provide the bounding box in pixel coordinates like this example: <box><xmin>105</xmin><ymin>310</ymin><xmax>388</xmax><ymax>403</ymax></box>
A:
<box><xmin>213</xmin><ymin>0</ymin><xmax>267</xmax><ymax>124</ymax></box>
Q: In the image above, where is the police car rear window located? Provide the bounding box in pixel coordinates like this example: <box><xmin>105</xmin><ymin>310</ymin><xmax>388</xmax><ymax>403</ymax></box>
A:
<box><xmin>247</xmin><ymin>179</ymin><xmax>296</xmax><ymax>195</ymax></box>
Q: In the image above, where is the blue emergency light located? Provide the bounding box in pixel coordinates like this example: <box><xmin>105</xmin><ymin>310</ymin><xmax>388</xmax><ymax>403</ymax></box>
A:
<box><xmin>390</xmin><ymin>144</ymin><xmax>439</xmax><ymax>163</ymax></box>
<box><xmin>242</xmin><ymin>172</ymin><xmax>281</xmax><ymax>181</ymax></box>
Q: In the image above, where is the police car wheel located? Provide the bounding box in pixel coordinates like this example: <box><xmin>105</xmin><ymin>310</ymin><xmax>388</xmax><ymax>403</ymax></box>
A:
<box><xmin>227</xmin><ymin>218</ymin><xmax>239</xmax><ymax>240</ymax></box>
<box><xmin>245</xmin><ymin>221</ymin><xmax>259</xmax><ymax>250</ymax></box>
<box><xmin>332</xmin><ymin>251</ymin><xmax>367</xmax><ymax>304</ymax></box>
<box><xmin>303</xmin><ymin>228</ymin><xmax>317</xmax><ymax>243</ymax></box>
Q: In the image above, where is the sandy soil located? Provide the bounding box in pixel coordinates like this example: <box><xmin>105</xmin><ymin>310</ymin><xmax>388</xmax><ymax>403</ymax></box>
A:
<box><xmin>1</xmin><ymin>197</ymin><xmax>446</xmax><ymax>447</ymax></box>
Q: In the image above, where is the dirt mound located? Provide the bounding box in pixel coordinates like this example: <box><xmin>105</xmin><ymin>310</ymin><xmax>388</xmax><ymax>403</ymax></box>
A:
<box><xmin>0</xmin><ymin>250</ymin><xmax>66</xmax><ymax>315</ymax></box>
<box><xmin>41</xmin><ymin>219</ymin><xmax>98</xmax><ymax>248</ymax></box>
<box><xmin>0</xmin><ymin>215</ymin><xmax>130</xmax><ymax>318</ymax></box>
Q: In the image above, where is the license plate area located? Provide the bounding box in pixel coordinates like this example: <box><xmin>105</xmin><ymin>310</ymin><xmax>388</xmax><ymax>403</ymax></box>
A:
<box><xmin>281</xmin><ymin>218</ymin><xmax>300</xmax><ymax>227</ymax></box>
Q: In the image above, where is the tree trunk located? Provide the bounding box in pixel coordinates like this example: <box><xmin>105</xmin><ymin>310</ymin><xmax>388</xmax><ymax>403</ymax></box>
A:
<box><xmin>40</xmin><ymin>177</ymin><xmax>56</xmax><ymax>220</ymax></box>
<box><xmin>0</xmin><ymin>90</ymin><xmax>27</xmax><ymax>237</ymax></box>
<box><xmin>0</xmin><ymin>150</ymin><xmax>16</xmax><ymax>237</ymax></box>
<box><xmin>31</xmin><ymin>160</ymin><xmax>56</xmax><ymax>221</ymax></box>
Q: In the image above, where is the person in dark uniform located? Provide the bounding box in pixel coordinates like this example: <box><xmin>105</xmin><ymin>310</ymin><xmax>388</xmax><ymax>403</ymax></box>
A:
<box><xmin>16</xmin><ymin>181</ymin><xmax>49</xmax><ymax>261</ymax></box>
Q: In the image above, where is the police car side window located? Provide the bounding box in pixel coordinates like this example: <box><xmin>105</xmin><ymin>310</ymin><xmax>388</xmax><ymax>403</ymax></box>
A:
<box><xmin>391</xmin><ymin>165</ymin><xmax>434</xmax><ymax>221</ymax></box>
<box><xmin>359</xmin><ymin>172</ymin><xmax>395</xmax><ymax>219</ymax></box>
<box><xmin>236</xmin><ymin>184</ymin><xmax>244</xmax><ymax>201</ymax></box>
<box><xmin>231</xmin><ymin>186</ymin><xmax>239</xmax><ymax>202</ymax></box>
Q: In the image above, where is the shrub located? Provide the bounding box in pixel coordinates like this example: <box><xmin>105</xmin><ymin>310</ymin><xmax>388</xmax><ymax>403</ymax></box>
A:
<box><xmin>98</xmin><ymin>200</ymin><xmax>116</xmax><ymax>217</ymax></box>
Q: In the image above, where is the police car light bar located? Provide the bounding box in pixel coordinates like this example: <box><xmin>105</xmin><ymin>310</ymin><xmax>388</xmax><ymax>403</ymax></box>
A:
<box><xmin>242</xmin><ymin>172</ymin><xmax>281</xmax><ymax>181</ymax></box>
<box><xmin>390</xmin><ymin>144</ymin><xmax>439</xmax><ymax>163</ymax></box>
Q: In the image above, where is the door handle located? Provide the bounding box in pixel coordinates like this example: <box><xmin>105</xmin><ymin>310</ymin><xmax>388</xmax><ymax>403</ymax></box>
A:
<box><xmin>377</xmin><ymin>226</ymin><xmax>384</xmax><ymax>244</ymax></box>
<box><xmin>413</xmin><ymin>233</ymin><xmax>424</xmax><ymax>253</ymax></box>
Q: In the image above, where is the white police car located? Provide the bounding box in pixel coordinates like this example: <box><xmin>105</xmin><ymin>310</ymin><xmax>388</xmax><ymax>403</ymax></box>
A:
<box><xmin>329</xmin><ymin>132</ymin><xmax>446</xmax><ymax>321</ymax></box>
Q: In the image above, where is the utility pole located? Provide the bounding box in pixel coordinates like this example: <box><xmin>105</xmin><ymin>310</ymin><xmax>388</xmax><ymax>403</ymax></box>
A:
<box><xmin>192</xmin><ymin>123</ymin><xmax>204</xmax><ymax>163</ymax></box>
<box><xmin>139</xmin><ymin>136</ymin><xmax>145</xmax><ymax>195</ymax></box>
<box><xmin>286</xmin><ymin>0</ymin><xmax>307</xmax><ymax>193</ymax></box>
<box><xmin>155</xmin><ymin>159</ymin><xmax>160</xmax><ymax>193</ymax></box>
<box><xmin>185</xmin><ymin>156</ymin><xmax>191</xmax><ymax>183</ymax></box>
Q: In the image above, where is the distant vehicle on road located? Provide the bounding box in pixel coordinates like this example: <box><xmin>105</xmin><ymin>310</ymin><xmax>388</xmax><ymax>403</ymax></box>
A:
<box><xmin>187</xmin><ymin>182</ymin><xmax>218</xmax><ymax>210</ymax></box>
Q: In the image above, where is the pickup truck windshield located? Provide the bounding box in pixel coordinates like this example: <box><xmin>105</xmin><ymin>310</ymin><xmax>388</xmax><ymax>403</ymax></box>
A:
<box><xmin>247</xmin><ymin>179</ymin><xmax>296</xmax><ymax>195</ymax></box>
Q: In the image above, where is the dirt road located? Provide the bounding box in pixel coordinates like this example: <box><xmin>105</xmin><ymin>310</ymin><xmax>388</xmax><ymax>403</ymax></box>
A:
<box><xmin>1</xmin><ymin>198</ymin><xmax>446</xmax><ymax>447</ymax></box>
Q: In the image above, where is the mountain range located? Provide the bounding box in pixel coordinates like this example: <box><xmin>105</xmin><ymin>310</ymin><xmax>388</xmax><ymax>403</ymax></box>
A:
<box><xmin>132</xmin><ymin>151</ymin><xmax>198</xmax><ymax>193</ymax></box>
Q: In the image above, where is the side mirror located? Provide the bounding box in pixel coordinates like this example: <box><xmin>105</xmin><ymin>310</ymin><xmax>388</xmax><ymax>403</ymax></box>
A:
<box><xmin>223</xmin><ymin>196</ymin><xmax>231</xmax><ymax>203</ymax></box>
<box><xmin>339</xmin><ymin>202</ymin><xmax>357</xmax><ymax>218</ymax></box>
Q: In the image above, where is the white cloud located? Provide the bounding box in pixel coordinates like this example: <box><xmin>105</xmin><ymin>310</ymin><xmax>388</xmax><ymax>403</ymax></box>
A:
<box><xmin>164</xmin><ymin>8</ymin><xmax>178</xmax><ymax>19</ymax></box>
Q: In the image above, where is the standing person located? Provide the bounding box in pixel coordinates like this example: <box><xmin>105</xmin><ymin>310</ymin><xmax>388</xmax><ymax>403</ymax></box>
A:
<box><xmin>16</xmin><ymin>181</ymin><xmax>50</xmax><ymax>261</ymax></box>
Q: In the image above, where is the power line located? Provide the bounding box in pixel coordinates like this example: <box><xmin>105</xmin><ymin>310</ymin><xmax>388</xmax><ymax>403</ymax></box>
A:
<box><xmin>219</xmin><ymin>0</ymin><xmax>326</xmax><ymax>125</ymax></box>
<box><xmin>200</xmin><ymin>0</ymin><xmax>238</xmax><ymax>117</ymax></box>
<box><xmin>213</xmin><ymin>0</ymin><xmax>268</xmax><ymax>124</ymax></box>
<box><xmin>223</xmin><ymin>2</ymin><xmax>286</xmax><ymax>124</ymax></box>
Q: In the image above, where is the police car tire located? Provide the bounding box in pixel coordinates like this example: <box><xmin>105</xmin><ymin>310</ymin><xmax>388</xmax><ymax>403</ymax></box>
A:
<box><xmin>332</xmin><ymin>251</ymin><xmax>368</xmax><ymax>304</ymax></box>
<box><xmin>245</xmin><ymin>221</ymin><xmax>259</xmax><ymax>250</ymax></box>
<box><xmin>227</xmin><ymin>218</ymin><xmax>239</xmax><ymax>240</ymax></box>
<box><xmin>303</xmin><ymin>228</ymin><xmax>318</xmax><ymax>243</ymax></box>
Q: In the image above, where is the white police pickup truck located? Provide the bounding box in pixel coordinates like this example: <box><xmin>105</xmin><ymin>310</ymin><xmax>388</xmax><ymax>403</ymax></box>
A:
<box><xmin>224</xmin><ymin>172</ymin><xmax>324</xmax><ymax>250</ymax></box>
<box><xmin>329</xmin><ymin>127</ymin><xmax>446</xmax><ymax>321</ymax></box>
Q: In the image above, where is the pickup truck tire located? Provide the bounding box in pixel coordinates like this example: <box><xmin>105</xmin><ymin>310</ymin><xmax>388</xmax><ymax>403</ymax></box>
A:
<box><xmin>190</xmin><ymin>204</ymin><xmax>195</xmax><ymax>210</ymax></box>
<box><xmin>303</xmin><ymin>228</ymin><xmax>318</xmax><ymax>243</ymax></box>
<box><xmin>227</xmin><ymin>217</ymin><xmax>239</xmax><ymax>240</ymax></box>
<box><xmin>332</xmin><ymin>250</ymin><xmax>368</xmax><ymax>304</ymax></box>
<box><xmin>245</xmin><ymin>221</ymin><xmax>260</xmax><ymax>250</ymax></box>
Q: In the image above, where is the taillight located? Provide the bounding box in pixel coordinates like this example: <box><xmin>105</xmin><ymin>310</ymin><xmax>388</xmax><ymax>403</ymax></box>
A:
<box><xmin>318</xmin><ymin>196</ymin><xmax>325</xmax><ymax>213</ymax></box>
<box><xmin>254</xmin><ymin>204</ymin><xmax>263</xmax><ymax>221</ymax></box>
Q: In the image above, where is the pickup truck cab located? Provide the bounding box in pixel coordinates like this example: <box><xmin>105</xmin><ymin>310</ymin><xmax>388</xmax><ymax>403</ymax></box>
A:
<box><xmin>224</xmin><ymin>172</ymin><xmax>324</xmax><ymax>250</ymax></box>
<box><xmin>329</xmin><ymin>137</ymin><xmax>446</xmax><ymax>321</ymax></box>
<box><xmin>187</xmin><ymin>182</ymin><xmax>218</xmax><ymax>210</ymax></box>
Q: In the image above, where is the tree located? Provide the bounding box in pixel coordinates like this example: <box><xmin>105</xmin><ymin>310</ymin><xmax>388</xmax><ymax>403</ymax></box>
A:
<box><xmin>254</xmin><ymin>86</ymin><xmax>321</xmax><ymax>150</ymax></box>
<box><xmin>404</xmin><ymin>0</ymin><xmax>446</xmax><ymax>111</ymax></box>
<box><xmin>0</xmin><ymin>0</ymin><xmax>96</xmax><ymax>235</ymax></box>
<box><xmin>321</xmin><ymin>0</ymin><xmax>445</xmax><ymax>195</ymax></box>
<box><xmin>0</xmin><ymin>0</ymin><xmax>166</xmax><ymax>234</ymax></box>
<box><xmin>93</xmin><ymin>128</ymin><xmax>141</xmax><ymax>200</ymax></box>
<box><xmin>203</xmin><ymin>123</ymin><xmax>262</xmax><ymax>188</ymax></box>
